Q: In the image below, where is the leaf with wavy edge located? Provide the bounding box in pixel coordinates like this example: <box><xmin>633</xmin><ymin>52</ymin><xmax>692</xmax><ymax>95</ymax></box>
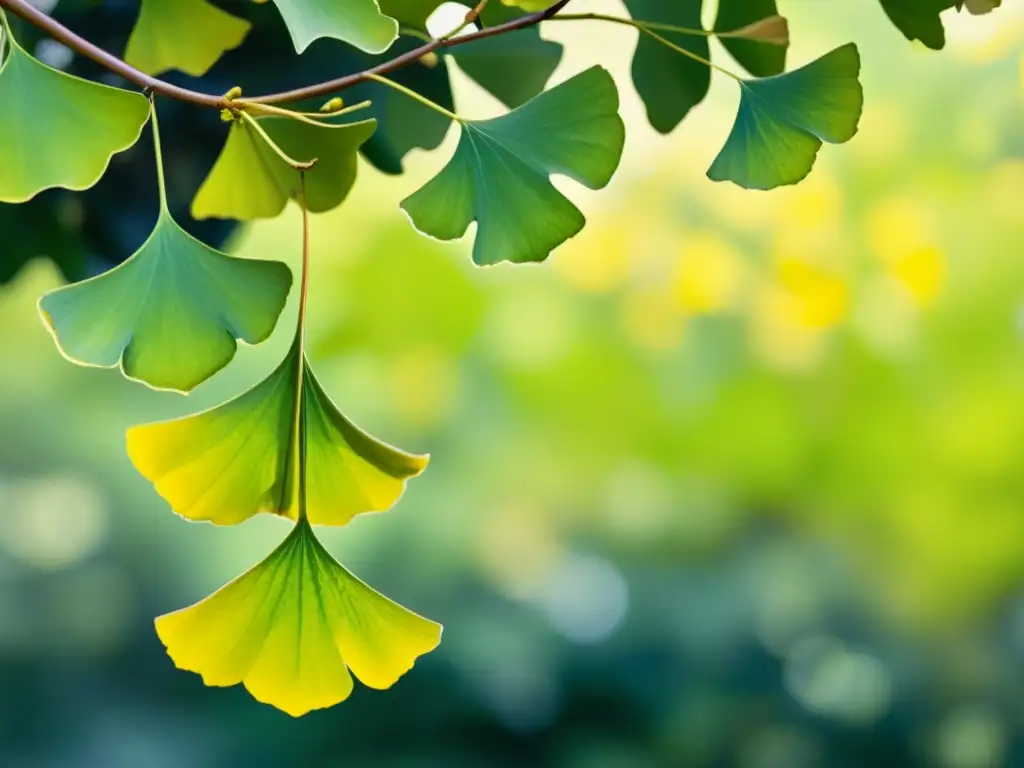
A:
<box><xmin>156</xmin><ymin>518</ymin><xmax>442</xmax><ymax>716</ymax></box>
<box><xmin>192</xmin><ymin>116</ymin><xmax>377</xmax><ymax>221</ymax></box>
<box><xmin>124</xmin><ymin>0</ymin><xmax>251</xmax><ymax>77</ymax></box>
<box><xmin>127</xmin><ymin>332</ymin><xmax>428</xmax><ymax>525</ymax></box>
<box><xmin>0</xmin><ymin>28</ymin><xmax>148</xmax><ymax>203</ymax></box>
<box><xmin>707</xmin><ymin>44</ymin><xmax>863</xmax><ymax>190</ymax></box>
<box><xmin>401</xmin><ymin>66</ymin><xmax>625</xmax><ymax>265</ymax></box>
<box><xmin>270</xmin><ymin>0</ymin><xmax>398</xmax><ymax>54</ymax></box>
<box><xmin>38</xmin><ymin>110</ymin><xmax>292</xmax><ymax>393</ymax></box>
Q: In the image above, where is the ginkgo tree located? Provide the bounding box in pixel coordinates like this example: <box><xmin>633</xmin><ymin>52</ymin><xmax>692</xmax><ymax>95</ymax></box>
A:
<box><xmin>0</xmin><ymin>0</ymin><xmax>1003</xmax><ymax>716</ymax></box>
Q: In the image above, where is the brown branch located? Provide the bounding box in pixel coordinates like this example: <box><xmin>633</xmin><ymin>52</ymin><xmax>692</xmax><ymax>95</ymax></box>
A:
<box><xmin>0</xmin><ymin>0</ymin><xmax>572</xmax><ymax>109</ymax></box>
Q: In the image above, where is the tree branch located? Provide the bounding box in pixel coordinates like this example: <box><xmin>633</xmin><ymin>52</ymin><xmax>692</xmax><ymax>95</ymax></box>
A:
<box><xmin>0</xmin><ymin>0</ymin><xmax>572</xmax><ymax>109</ymax></box>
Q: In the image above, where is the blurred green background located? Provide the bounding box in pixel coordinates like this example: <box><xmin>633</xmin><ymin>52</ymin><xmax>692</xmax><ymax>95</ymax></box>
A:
<box><xmin>1</xmin><ymin>1</ymin><xmax>1023</xmax><ymax>766</ymax></box>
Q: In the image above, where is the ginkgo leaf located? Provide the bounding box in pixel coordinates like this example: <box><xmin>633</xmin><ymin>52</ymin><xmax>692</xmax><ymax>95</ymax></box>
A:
<box><xmin>38</xmin><ymin>108</ymin><xmax>292</xmax><ymax>393</ymax></box>
<box><xmin>192</xmin><ymin>116</ymin><xmax>377</xmax><ymax>221</ymax></box>
<box><xmin>401</xmin><ymin>66</ymin><xmax>625</xmax><ymax>265</ymax></box>
<box><xmin>39</xmin><ymin>211</ymin><xmax>292</xmax><ymax>392</ymax></box>
<box><xmin>499</xmin><ymin>0</ymin><xmax>548</xmax><ymax>11</ymax></box>
<box><xmin>878</xmin><ymin>0</ymin><xmax>958</xmax><ymax>50</ymax></box>
<box><xmin>715</xmin><ymin>0</ymin><xmax>787</xmax><ymax>77</ymax></box>
<box><xmin>156</xmin><ymin>518</ymin><xmax>442</xmax><ymax>717</ymax></box>
<box><xmin>453</xmin><ymin>2</ymin><xmax>562</xmax><ymax>109</ymax></box>
<box><xmin>707</xmin><ymin>43</ymin><xmax>863</xmax><ymax>191</ymax></box>
<box><xmin>124</xmin><ymin>0</ymin><xmax>251</xmax><ymax>77</ymax></box>
<box><xmin>126</xmin><ymin>333</ymin><xmax>428</xmax><ymax>525</ymax></box>
<box><xmin>624</xmin><ymin>0</ymin><xmax>709</xmax><ymax>133</ymax></box>
<box><xmin>270</xmin><ymin>0</ymin><xmax>398</xmax><ymax>54</ymax></box>
<box><xmin>0</xmin><ymin>31</ymin><xmax>149</xmax><ymax>203</ymax></box>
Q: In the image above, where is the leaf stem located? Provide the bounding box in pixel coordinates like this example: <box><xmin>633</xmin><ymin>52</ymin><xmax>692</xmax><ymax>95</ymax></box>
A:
<box><xmin>0</xmin><ymin>0</ymin><xmax>572</xmax><ymax>108</ymax></box>
<box><xmin>295</xmin><ymin>175</ymin><xmax>311</xmax><ymax>523</ymax></box>
<box><xmin>551</xmin><ymin>12</ymin><xmax>710</xmax><ymax>38</ymax></box>
<box><xmin>238</xmin><ymin>99</ymin><xmax>373</xmax><ymax>126</ymax></box>
<box><xmin>365</xmin><ymin>72</ymin><xmax>461</xmax><ymax>122</ymax></box>
<box><xmin>550</xmin><ymin>12</ymin><xmax>741</xmax><ymax>80</ymax></box>
<box><xmin>239</xmin><ymin>111</ymin><xmax>318</xmax><ymax>170</ymax></box>
<box><xmin>444</xmin><ymin>0</ymin><xmax>490</xmax><ymax>40</ymax></box>
<box><xmin>148</xmin><ymin>99</ymin><xmax>169</xmax><ymax>213</ymax></box>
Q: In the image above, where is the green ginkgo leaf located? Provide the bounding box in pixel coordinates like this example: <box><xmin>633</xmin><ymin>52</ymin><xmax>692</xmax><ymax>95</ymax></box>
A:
<box><xmin>453</xmin><ymin>2</ymin><xmax>562</xmax><ymax>109</ymax></box>
<box><xmin>38</xmin><ymin>108</ymin><xmax>293</xmax><ymax>393</ymax></box>
<box><xmin>401</xmin><ymin>66</ymin><xmax>625</xmax><ymax>265</ymax></box>
<box><xmin>156</xmin><ymin>518</ymin><xmax>442</xmax><ymax>716</ymax></box>
<box><xmin>879</xmin><ymin>0</ymin><xmax>958</xmax><ymax>50</ymax></box>
<box><xmin>623</xmin><ymin>0</ymin><xmax>709</xmax><ymax>134</ymax></box>
<box><xmin>707</xmin><ymin>43</ymin><xmax>863</xmax><ymax>191</ymax></box>
<box><xmin>124</xmin><ymin>0</ymin><xmax>251</xmax><ymax>77</ymax></box>
<box><xmin>715</xmin><ymin>0</ymin><xmax>787</xmax><ymax>77</ymax></box>
<box><xmin>126</xmin><ymin>332</ymin><xmax>429</xmax><ymax>525</ymax></box>
<box><xmin>0</xmin><ymin>28</ymin><xmax>149</xmax><ymax>203</ymax></box>
<box><xmin>192</xmin><ymin>116</ymin><xmax>377</xmax><ymax>221</ymax></box>
<box><xmin>270</xmin><ymin>0</ymin><xmax>398</xmax><ymax>54</ymax></box>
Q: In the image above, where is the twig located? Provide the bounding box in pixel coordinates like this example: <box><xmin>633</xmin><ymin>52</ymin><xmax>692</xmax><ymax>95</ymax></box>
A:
<box><xmin>0</xmin><ymin>0</ymin><xmax>572</xmax><ymax>109</ymax></box>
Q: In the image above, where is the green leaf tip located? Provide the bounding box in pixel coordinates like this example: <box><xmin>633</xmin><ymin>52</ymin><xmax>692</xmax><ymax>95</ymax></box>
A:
<box><xmin>624</xmin><ymin>0</ymin><xmax>710</xmax><ymax>134</ymax></box>
<box><xmin>880</xmin><ymin>0</ymin><xmax>958</xmax><ymax>50</ymax></box>
<box><xmin>707</xmin><ymin>43</ymin><xmax>863</xmax><ymax>191</ymax></box>
<box><xmin>38</xmin><ymin>212</ymin><xmax>293</xmax><ymax>393</ymax></box>
<box><xmin>270</xmin><ymin>0</ymin><xmax>399</xmax><ymax>55</ymax></box>
<box><xmin>401</xmin><ymin>66</ymin><xmax>626</xmax><ymax>266</ymax></box>
<box><xmin>0</xmin><ymin>32</ymin><xmax>149</xmax><ymax>203</ymax></box>
<box><xmin>125</xmin><ymin>0</ymin><xmax>251</xmax><ymax>77</ymax></box>
<box><xmin>126</xmin><ymin>333</ymin><xmax>428</xmax><ymax>525</ymax></box>
<box><xmin>155</xmin><ymin>518</ymin><xmax>442</xmax><ymax>717</ymax></box>
<box><xmin>192</xmin><ymin>116</ymin><xmax>377</xmax><ymax>221</ymax></box>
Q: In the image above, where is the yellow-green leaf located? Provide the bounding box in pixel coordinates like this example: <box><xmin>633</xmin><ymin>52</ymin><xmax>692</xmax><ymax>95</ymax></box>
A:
<box><xmin>124</xmin><ymin>0</ymin><xmax>251</xmax><ymax>77</ymax></box>
<box><xmin>269</xmin><ymin>0</ymin><xmax>398</xmax><ymax>54</ymax></box>
<box><xmin>191</xmin><ymin>116</ymin><xmax>377</xmax><ymax>221</ymax></box>
<box><xmin>0</xmin><ymin>30</ymin><xmax>148</xmax><ymax>203</ymax></box>
<box><xmin>126</xmin><ymin>333</ymin><xmax>428</xmax><ymax>524</ymax></box>
<box><xmin>155</xmin><ymin>518</ymin><xmax>442</xmax><ymax>716</ymax></box>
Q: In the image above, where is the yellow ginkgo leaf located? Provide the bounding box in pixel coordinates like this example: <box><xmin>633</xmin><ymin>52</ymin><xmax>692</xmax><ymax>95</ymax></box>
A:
<box><xmin>156</xmin><ymin>518</ymin><xmax>442</xmax><ymax>716</ymax></box>
<box><xmin>127</xmin><ymin>332</ymin><xmax>428</xmax><ymax>526</ymax></box>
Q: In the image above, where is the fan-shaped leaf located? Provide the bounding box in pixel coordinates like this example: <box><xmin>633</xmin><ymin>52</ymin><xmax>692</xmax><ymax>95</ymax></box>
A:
<box><xmin>156</xmin><ymin>518</ymin><xmax>441</xmax><ymax>717</ymax></box>
<box><xmin>377</xmin><ymin>0</ymin><xmax>442</xmax><ymax>28</ymax></box>
<box><xmin>192</xmin><ymin>116</ymin><xmax>376</xmax><ymax>221</ymax></box>
<box><xmin>401</xmin><ymin>66</ymin><xmax>625</xmax><ymax>265</ymax></box>
<box><xmin>270</xmin><ymin>0</ymin><xmax>398</xmax><ymax>54</ymax></box>
<box><xmin>38</xmin><ymin>212</ymin><xmax>292</xmax><ymax>392</ymax></box>
<box><xmin>624</xmin><ymin>0</ymin><xmax>709</xmax><ymax>134</ymax></box>
<box><xmin>0</xmin><ymin>34</ymin><xmax>148</xmax><ymax>203</ymax></box>
<box><xmin>707</xmin><ymin>43</ymin><xmax>863</xmax><ymax>190</ymax></box>
<box><xmin>715</xmin><ymin>0</ymin><xmax>787</xmax><ymax>77</ymax></box>
<box><xmin>126</xmin><ymin>334</ymin><xmax>428</xmax><ymax>524</ymax></box>
<box><xmin>124</xmin><ymin>0</ymin><xmax>250</xmax><ymax>77</ymax></box>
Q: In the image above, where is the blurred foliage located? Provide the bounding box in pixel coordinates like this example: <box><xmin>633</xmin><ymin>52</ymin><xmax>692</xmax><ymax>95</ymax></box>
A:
<box><xmin>1</xmin><ymin>0</ymin><xmax>1023</xmax><ymax>766</ymax></box>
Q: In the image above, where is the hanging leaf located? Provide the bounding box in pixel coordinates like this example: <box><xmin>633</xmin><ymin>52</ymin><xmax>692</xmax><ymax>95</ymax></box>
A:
<box><xmin>124</xmin><ymin>0</ymin><xmax>251</xmax><ymax>77</ymax></box>
<box><xmin>453</xmin><ymin>2</ymin><xmax>563</xmax><ymax>109</ymax></box>
<box><xmin>878</xmin><ymin>0</ymin><xmax>958</xmax><ymax>50</ymax></box>
<box><xmin>401</xmin><ymin>66</ymin><xmax>625</xmax><ymax>266</ymax></box>
<box><xmin>126</xmin><ymin>333</ymin><xmax>428</xmax><ymax>525</ymax></box>
<box><xmin>269</xmin><ymin>0</ymin><xmax>398</xmax><ymax>54</ymax></box>
<box><xmin>624</xmin><ymin>0</ymin><xmax>710</xmax><ymax>134</ymax></box>
<box><xmin>714</xmin><ymin>0</ymin><xmax>787</xmax><ymax>77</ymax></box>
<box><xmin>0</xmin><ymin>31</ymin><xmax>149</xmax><ymax>203</ymax></box>
<box><xmin>156</xmin><ymin>518</ymin><xmax>442</xmax><ymax>717</ymax></box>
<box><xmin>192</xmin><ymin>115</ymin><xmax>377</xmax><ymax>220</ymax></box>
<box><xmin>707</xmin><ymin>43</ymin><xmax>863</xmax><ymax>191</ymax></box>
<box><xmin>38</xmin><ymin>109</ymin><xmax>292</xmax><ymax>393</ymax></box>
